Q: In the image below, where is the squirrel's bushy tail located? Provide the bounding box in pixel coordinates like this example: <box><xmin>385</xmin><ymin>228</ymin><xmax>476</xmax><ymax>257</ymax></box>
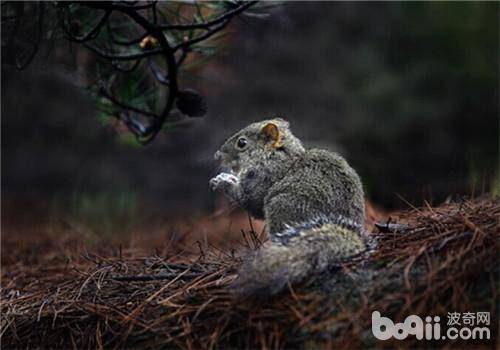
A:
<box><xmin>233</xmin><ymin>222</ymin><xmax>366</xmax><ymax>296</ymax></box>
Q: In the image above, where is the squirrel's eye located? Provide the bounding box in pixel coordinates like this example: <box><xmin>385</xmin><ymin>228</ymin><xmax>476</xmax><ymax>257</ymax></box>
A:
<box><xmin>236</xmin><ymin>137</ymin><xmax>247</xmax><ymax>149</ymax></box>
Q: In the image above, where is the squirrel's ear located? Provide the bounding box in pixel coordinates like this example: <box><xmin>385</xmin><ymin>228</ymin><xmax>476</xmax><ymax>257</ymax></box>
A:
<box><xmin>260</xmin><ymin>122</ymin><xmax>283</xmax><ymax>148</ymax></box>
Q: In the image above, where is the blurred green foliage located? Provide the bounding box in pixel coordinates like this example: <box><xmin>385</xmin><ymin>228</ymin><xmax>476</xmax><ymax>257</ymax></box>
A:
<box><xmin>336</xmin><ymin>2</ymin><xmax>498</xmax><ymax>204</ymax></box>
<box><xmin>2</xmin><ymin>1</ymin><xmax>497</xmax><ymax>210</ymax></box>
<box><xmin>67</xmin><ymin>191</ymin><xmax>138</xmax><ymax>238</ymax></box>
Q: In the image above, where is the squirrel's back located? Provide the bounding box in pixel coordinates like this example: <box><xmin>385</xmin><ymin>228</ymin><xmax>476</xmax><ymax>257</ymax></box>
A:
<box><xmin>264</xmin><ymin>148</ymin><xmax>365</xmax><ymax>235</ymax></box>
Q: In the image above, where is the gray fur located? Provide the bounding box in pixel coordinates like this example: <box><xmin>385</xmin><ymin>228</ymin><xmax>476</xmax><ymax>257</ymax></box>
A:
<box><xmin>234</xmin><ymin>222</ymin><xmax>366</xmax><ymax>296</ymax></box>
<box><xmin>210</xmin><ymin>118</ymin><xmax>366</xmax><ymax>295</ymax></box>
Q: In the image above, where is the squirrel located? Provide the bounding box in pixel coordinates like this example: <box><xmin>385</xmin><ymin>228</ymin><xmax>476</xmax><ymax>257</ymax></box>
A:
<box><xmin>210</xmin><ymin>118</ymin><xmax>366</xmax><ymax>295</ymax></box>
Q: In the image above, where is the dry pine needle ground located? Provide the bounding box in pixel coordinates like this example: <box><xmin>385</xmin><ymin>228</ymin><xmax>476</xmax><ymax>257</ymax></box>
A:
<box><xmin>1</xmin><ymin>196</ymin><xmax>499</xmax><ymax>349</ymax></box>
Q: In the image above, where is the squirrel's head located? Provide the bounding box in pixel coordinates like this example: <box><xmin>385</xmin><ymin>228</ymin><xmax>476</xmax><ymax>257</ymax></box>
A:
<box><xmin>214</xmin><ymin>118</ymin><xmax>305</xmax><ymax>174</ymax></box>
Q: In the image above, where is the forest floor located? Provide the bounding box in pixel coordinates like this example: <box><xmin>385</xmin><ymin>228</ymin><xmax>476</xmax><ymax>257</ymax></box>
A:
<box><xmin>1</xmin><ymin>196</ymin><xmax>498</xmax><ymax>349</ymax></box>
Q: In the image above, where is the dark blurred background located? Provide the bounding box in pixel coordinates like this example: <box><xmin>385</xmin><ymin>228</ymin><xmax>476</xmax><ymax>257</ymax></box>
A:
<box><xmin>2</xmin><ymin>2</ymin><xmax>499</xmax><ymax>218</ymax></box>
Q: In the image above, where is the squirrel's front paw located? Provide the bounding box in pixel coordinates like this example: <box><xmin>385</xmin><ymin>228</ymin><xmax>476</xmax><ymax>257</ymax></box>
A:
<box><xmin>210</xmin><ymin>173</ymin><xmax>239</xmax><ymax>192</ymax></box>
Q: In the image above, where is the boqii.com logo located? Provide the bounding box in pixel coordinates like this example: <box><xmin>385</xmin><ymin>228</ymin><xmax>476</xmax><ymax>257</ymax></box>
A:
<box><xmin>372</xmin><ymin>311</ymin><xmax>491</xmax><ymax>341</ymax></box>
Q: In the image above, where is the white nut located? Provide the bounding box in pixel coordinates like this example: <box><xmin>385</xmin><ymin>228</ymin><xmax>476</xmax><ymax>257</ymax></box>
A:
<box><xmin>209</xmin><ymin>172</ymin><xmax>239</xmax><ymax>191</ymax></box>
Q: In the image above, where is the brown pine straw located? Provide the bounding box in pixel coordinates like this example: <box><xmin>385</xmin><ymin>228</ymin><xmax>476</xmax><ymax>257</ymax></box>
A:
<box><xmin>1</xmin><ymin>196</ymin><xmax>498</xmax><ymax>349</ymax></box>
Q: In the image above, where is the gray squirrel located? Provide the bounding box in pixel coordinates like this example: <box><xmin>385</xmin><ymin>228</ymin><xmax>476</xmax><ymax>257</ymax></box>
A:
<box><xmin>210</xmin><ymin>118</ymin><xmax>366</xmax><ymax>295</ymax></box>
